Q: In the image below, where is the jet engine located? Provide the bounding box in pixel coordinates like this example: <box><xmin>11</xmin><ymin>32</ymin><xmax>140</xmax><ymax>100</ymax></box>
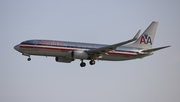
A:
<box><xmin>67</xmin><ymin>51</ymin><xmax>88</xmax><ymax>59</ymax></box>
<box><xmin>55</xmin><ymin>56</ymin><xmax>73</xmax><ymax>63</ymax></box>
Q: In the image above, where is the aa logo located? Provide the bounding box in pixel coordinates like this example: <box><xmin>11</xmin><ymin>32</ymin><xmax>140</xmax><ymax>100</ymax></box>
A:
<box><xmin>140</xmin><ymin>34</ymin><xmax>152</xmax><ymax>45</ymax></box>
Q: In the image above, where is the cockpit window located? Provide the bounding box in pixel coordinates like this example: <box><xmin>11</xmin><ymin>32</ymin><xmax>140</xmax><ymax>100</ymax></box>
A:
<box><xmin>21</xmin><ymin>42</ymin><xmax>26</xmax><ymax>44</ymax></box>
<box><xmin>20</xmin><ymin>40</ymin><xmax>34</xmax><ymax>45</ymax></box>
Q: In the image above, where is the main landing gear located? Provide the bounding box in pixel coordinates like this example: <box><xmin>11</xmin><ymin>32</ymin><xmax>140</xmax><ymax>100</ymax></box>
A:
<box><xmin>89</xmin><ymin>60</ymin><xmax>95</xmax><ymax>65</ymax></box>
<box><xmin>80</xmin><ymin>61</ymin><xmax>86</xmax><ymax>67</ymax></box>
<box><xmin>80</xmin><ymin>60</ymin><xmax>95</xmax><ymax>67</ymax></box>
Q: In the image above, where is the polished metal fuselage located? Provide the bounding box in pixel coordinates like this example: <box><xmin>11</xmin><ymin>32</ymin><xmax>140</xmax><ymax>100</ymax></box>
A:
<box><xmin>14</xmin><ymin>40</ymin><xmax>149</xmax><ymax>61</ymax></box>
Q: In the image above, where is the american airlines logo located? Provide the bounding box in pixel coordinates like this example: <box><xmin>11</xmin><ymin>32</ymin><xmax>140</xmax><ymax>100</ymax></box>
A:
<box><xmin>140</xmin><ymin>34</ymin><xmax>152</xmax><ymax>45</ymax></box>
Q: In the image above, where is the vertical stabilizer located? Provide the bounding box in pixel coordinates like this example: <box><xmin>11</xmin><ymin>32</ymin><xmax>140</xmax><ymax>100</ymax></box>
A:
<box><xmin>126</xmin><ymin>21</ymin><xmax>158</xmax><ymax>49</ymax></box>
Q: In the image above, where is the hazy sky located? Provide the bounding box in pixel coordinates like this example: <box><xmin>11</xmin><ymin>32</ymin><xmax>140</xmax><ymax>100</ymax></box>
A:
<box><xmin>0</xmin><ymin>0</ymin><xmax>180</xmax><ymax>102</ymax></box>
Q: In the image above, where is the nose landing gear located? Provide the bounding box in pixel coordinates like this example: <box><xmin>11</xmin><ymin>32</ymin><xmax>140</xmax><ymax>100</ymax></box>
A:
<box><xmin>27</xmin><ymin>57</ymin><xmax>31</xmax><ymax>61</ymax></box>
<box><xmin>22</xmin><ymin>53</ymin><xmax>31</xmax><ymax>61</ymax></box>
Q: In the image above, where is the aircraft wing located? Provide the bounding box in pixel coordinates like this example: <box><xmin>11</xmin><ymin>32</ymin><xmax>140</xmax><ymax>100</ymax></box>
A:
<box><xmin>86</xmin><ymin>30</ymin><xmax>141</xmax><ymax>55</ymax></box>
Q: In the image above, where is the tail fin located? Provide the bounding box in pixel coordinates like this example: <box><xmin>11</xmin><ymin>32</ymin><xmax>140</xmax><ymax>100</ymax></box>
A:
<box><xmin>126</xmin><ymin>21</ymin><xmax>158</xmax><ymax>49</ymax></box>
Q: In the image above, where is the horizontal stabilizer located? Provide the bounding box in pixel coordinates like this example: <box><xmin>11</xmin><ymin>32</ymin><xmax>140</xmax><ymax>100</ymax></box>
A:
<box><xmin>142</xmin><ymin>46</ymin><xmax>170</xmax><ymax>53</ymax></box>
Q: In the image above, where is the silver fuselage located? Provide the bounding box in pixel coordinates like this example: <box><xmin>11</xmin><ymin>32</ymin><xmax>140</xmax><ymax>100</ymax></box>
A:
<box><xmin>14</xmin><ymin>40</ymin><xmax>150</xmax><ymax>61</ymax></box>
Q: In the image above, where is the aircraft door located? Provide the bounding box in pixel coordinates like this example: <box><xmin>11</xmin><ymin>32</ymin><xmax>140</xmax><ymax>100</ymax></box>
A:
<box><xmin>33</xmin><ymin>40</ymin><xmax>39</xmax><ymax>54</ymax></box>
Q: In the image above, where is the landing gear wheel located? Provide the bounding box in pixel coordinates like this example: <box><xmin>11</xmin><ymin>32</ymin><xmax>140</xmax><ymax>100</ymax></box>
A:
<box><xmin>89</xmin><ymin>60</ymin><xmax>95</xmax><ymax>65</ymax></box>
<box><xmin>27</xmin><ymin>58</ymin><xmax>31</xmax><ymax>61</ymax></box>
<box><xmin>80</xmin><ymin>62</ymin><xmax>86</xmax><ymax>67</ymax></box>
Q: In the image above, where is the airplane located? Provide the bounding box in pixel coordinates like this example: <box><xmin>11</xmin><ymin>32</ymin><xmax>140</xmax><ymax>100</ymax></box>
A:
<box><xmin>14</xmin><ymin>21</ymin><xmax>170</xmax><ymax>67</ymax></box>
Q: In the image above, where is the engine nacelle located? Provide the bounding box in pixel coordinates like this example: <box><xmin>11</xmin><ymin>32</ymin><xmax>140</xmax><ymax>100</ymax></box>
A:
<box><xmin>66</xmin><ymin>51</ymin><xmax>88</xmax><ymax>59</ymax></box>
<box><xmin>55</xmin><ymin>57</ymin><xmax>73</xmax><ymax>63</ymax></box>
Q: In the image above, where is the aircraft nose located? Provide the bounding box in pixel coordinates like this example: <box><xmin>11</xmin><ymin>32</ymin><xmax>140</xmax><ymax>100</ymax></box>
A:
<box><xmin>14</xmin><ymin>45</ymin><xmax>19</xmax><ymax>51</ymax></box>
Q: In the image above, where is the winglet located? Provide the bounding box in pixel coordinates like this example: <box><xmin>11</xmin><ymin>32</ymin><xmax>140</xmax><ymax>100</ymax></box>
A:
<box><xmin>126</xmin><ymin>21</ymin><xmax>158</xmax><ymax>49</ymax></box>
<box><xmin>86</xmin><ymin>30</ymin><xmax>142</xmax><ymax>55</ymax></box>
<box><xmin>133</xmin><ymin>30</ymin><xmax>141</xmax><ymax>40</ymax></box>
